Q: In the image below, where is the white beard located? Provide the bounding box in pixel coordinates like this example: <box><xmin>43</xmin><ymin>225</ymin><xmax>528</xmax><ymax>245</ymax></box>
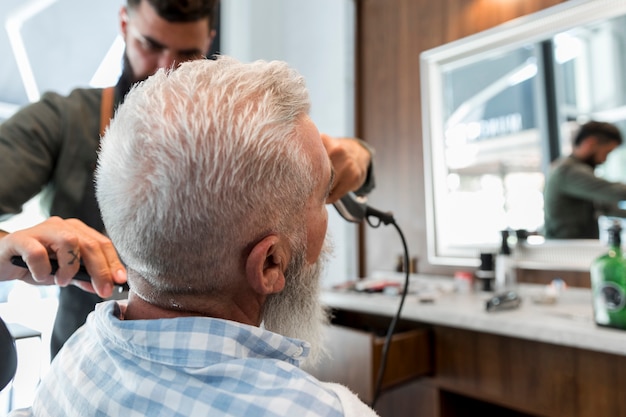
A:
<box><xmin>262</xmin><ymin>239</ymin><xmax>333</xmax><ymax>368</ymax></box>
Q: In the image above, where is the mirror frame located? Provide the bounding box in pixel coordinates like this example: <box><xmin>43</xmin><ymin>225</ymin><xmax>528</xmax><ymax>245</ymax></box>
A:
<box><xmin>421</xmin><ymin>0</ymin><xmax>626</xmax><ymax>267</ymax></box>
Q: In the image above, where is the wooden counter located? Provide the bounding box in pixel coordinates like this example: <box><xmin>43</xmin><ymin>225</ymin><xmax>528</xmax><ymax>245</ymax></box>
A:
<box><xmin>314</xmin><ymin>276</ymin><xmax>626</xmax><ymax>417</ymax></box>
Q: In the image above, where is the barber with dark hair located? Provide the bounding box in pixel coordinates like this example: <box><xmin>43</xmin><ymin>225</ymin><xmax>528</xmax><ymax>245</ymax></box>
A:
<box><xmin>544</xmin><ymin>120</ymin><xmax>626</xmax><ymax>239</ymax></box>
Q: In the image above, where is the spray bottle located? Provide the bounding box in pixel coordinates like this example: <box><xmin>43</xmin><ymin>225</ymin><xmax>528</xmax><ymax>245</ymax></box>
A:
<box><xmin>495</xmin><ymin>229</ymin><xmax>516</xmax><ymax>293</ymax></box>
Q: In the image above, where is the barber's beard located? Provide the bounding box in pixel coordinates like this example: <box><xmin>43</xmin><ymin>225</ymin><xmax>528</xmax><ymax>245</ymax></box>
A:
<box><xmin>262</xmin><ymin>238</ymin><xmax>333</xmax><ymax>368</ymax></box>
<box><xmin>118</xmin><ymin>52</ymin><xmax>149</xmax><ymax>98</ymax></box>
<box><xmin>117</xmin><ymin>53</ymin><xmax>137</xmax><ymax>96</ymax></box>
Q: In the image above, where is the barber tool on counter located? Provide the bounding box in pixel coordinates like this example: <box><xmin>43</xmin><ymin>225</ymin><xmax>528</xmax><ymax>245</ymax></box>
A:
<box><xmin>485</xmin><ymin>290</ymin><xmax>521</xmax><ymax>312</ymax></box>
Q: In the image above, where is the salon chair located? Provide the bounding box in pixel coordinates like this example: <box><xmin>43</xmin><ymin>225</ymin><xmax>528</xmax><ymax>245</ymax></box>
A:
<box><xmin>0</xmin><ymin>316</ymin><xmax>18</xmax><ymax>391</ymax></box>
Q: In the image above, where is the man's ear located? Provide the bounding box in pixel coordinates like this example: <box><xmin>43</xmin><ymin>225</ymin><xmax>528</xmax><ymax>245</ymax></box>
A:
<box><xmin>578</xmin><ymin>136</ymin><xmax>598</xmax><ymax>156</ymax></box>
<box><xmin>586</xmin><ymin>135</ymin><xmax>599</xmax><ymax>146</ymax></box>
<box><xmin>119</xmin><ymin>6</ymin><xmax>129</xmax><ymax>37</ymax></box>
<box><xmin>246</xmin><ymin>235</ymin><xmax>289</xmax><ymax>295</ymax></box>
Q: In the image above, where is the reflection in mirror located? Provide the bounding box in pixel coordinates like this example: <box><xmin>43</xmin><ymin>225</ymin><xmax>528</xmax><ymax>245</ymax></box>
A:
<box><xmin>556</xmin><ymin>14</ymin><xmax>626</xmax><ymax>182</ymax></box>
<box><xmin>439</xmin><ymin>43</ymin><xmax>544</xmax><ymax>258</ymax></box>
<box><xmin>421</xmin><ymin>0</ymin><xmax>626</xmax><ymax>266</ymax></box>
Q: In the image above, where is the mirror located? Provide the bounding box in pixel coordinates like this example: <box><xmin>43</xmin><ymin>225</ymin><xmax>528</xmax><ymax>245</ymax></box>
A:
<box><xmin>421</xmin><ymin>0</ymin><xmax>626</xmax><ymax>267</ymax></box>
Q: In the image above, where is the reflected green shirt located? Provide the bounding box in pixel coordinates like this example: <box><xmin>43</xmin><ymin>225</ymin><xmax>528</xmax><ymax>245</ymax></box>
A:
<box><xmin>544</xmin><ymin>155</ymin><xmax>626</xmax><ymax>239</ymax></box>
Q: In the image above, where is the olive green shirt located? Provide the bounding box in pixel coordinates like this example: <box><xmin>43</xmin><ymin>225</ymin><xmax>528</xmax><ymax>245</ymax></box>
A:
<box><xmin>0</xmin><ymin>88</ymin><xmax>113</xmax><ymax>228</ymax></box>
<box><xmin>544</xmin><ymin>155</ymin><xmax>626</xmax><ymax>239</ymax></box>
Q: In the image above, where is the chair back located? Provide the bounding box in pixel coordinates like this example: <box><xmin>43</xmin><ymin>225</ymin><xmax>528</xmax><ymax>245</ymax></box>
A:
<box><xmin>0</xmin><ymin>316</ymin><xmax>17</xmax><ymax>391</ymax></box>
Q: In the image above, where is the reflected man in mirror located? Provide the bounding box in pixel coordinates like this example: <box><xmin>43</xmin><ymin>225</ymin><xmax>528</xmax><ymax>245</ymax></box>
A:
<box><xmin>544</xmin><ymin>121</ymin><xmax>626</xmax><ymax>239</ymax></box>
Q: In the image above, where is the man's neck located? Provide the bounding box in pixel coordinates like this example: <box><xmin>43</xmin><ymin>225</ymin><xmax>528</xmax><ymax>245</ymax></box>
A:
<box><xmin>123</xmin><ymin>291</ymin><xmax>201</xmax><ymax>320</ymax></box>
<box><xmin>570</xmin><ymin>150</ymin><xmax>596</xmax><ymax>168</ymax></box>
<box><xmin>123</xmin><ymin>290</ymin><xmax>264</xmax><ymax>327</ymax></box>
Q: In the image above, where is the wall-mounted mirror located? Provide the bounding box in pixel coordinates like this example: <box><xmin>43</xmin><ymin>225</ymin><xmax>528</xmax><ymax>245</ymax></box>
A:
<box><xmin>421</xmin><ymin>0</ymin><xmax>626</xmax><ymax>267</ymax></box>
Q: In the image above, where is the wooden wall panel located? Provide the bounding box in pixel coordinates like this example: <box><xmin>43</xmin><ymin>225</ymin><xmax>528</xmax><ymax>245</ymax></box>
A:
<box><xmin>356</xmin><ymin>0</ymin><xmax>567</xmax><ymax>277</ymax></box>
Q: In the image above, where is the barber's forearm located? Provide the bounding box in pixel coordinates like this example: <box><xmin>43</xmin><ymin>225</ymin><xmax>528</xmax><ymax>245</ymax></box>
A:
<box><xmin>598</xmin><ymin>202</ymin><xmax>626</xmax><ymax>218</ymax></box>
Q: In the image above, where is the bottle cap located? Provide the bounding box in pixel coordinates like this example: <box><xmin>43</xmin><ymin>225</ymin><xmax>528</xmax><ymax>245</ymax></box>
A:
<box><xmin>479</xmin><ymin>252</ymin><xmax>494</xmax><ymax>271</ymax></box>
<box><xmin>500</xmin><ymin>230</ymin><xmax>511</xmax><ymax>255</ymax></box>
<box><xmin>608</xmin><ymin>221</ymin><xmax>622</xmax><ymax>247</ymax></box>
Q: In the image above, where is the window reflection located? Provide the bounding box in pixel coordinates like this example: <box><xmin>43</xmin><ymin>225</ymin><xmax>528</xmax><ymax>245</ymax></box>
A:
<box><xmin>438</xmin><ymin>45</ymin><xmax>544</xmax><ymax>254</ymax></box>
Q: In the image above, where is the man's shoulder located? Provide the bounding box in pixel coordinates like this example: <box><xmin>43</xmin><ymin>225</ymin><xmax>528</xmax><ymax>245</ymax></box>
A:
<box><xmin>39</xmin><ymin>87</ymin><xmax>103</xmax><ymax>108</ymax></box>
<box><xmin>19</xmin><ymin>88</ymin><xmax>105</xmax><ymax>131</ymax></box>
<box><xmin>550</xmin><ymin>156</ymin><xmax>591</xmax><ymax>176</ymax></box>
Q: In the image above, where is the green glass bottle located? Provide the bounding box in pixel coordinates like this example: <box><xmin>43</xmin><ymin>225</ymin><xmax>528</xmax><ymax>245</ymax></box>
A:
<box><xmin>590</xmin><ymin>221</ymin><xmax>626</xmax><ymax>329</ymax></box>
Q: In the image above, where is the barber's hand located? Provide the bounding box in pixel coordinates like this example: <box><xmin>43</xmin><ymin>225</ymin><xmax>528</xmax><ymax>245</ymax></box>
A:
<box><xmin>0</xmin><ymin>217</ymin><xmax>127</xmax><ymax>298</ymax></box>
<box><xmin>321</xmin><ymin>134</ymin><xmax>372</xmax><ymax>204</ymax></box>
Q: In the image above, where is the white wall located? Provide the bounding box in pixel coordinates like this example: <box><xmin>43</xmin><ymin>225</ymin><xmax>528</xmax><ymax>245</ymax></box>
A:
<box><xmin>221</xmin><ymin>0</ymin><xmax>359</xmax><ymax>286</ymax></box>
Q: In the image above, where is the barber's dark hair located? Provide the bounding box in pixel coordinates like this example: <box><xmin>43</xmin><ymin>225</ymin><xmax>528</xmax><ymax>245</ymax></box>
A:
<box><xmin>574</xmin><ymin>120</ymin><xmax>623</xmax><ymax>146</ymax></box>
<box><xmin>127</xmin><ymin>0</ymin><xmax>218</xmax><ymax>26</ymax></box>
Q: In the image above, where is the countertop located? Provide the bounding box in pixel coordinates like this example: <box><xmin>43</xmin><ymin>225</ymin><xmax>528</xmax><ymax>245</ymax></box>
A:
<box><xmin>321</xmin><ymin>273</ymin><xmax>626</xmax><ymax>357</ymax></box>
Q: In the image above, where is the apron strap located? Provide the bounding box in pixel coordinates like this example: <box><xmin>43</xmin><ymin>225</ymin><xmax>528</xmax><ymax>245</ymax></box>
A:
<box><xmin>99</xmin><ymin>86</ymin><xmax>115</xmax><ymax>136</ymax></box>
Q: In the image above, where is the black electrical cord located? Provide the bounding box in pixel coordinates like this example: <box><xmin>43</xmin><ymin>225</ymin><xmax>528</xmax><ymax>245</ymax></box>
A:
<box><xmin>365</xmin><ymin>214</ymin><xmax>410</xmax><ymax>409</ymax></box>
<box><xmin>331</xmin><ymin>194</ymin><xmax>411</xmax><ymax>408</ymax></box>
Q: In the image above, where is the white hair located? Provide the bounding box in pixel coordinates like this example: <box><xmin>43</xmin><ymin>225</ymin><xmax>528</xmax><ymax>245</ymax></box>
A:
<box><xmin>96</xmin><ymin>56</ymin><xmax>316</xmax><ymax>298</ymax></box>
